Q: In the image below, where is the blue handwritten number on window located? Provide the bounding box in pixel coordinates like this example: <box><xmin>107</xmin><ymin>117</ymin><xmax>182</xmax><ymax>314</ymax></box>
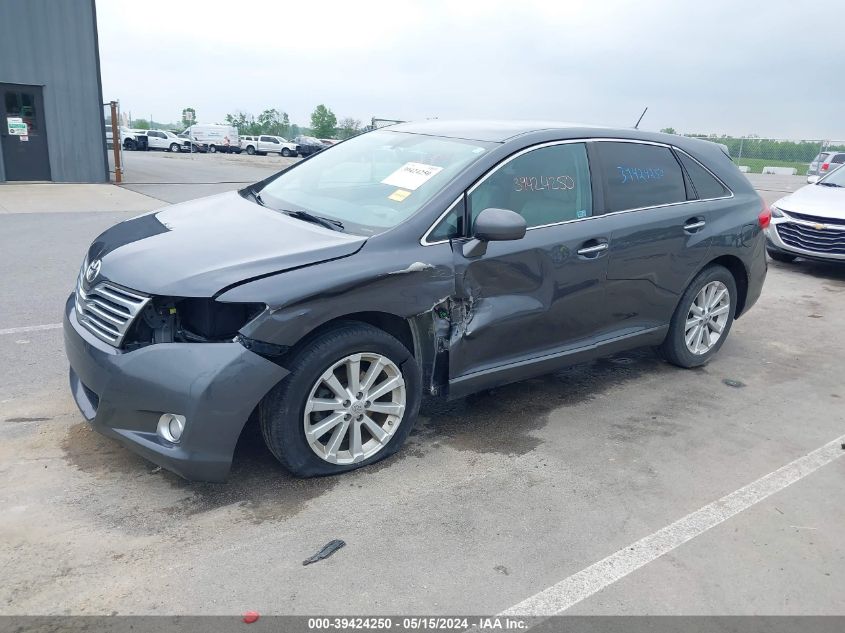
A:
<box><xmin>617</xmin><ymin>166</ymin><xmax>664</xmax><ymax>184</ymax></box>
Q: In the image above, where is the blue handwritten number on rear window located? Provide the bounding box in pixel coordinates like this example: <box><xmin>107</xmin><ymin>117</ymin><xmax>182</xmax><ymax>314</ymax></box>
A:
<box><xmin>617</xmin><ymin>166</ymin><xmax>664</xmax><ymax>184</ymax></box>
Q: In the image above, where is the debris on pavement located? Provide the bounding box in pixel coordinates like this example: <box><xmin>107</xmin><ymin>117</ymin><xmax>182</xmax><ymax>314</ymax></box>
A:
<box><xmin>722</xmin><ymin>379</ymin><xmax>746</xmax><ymax>388</ymax></box>
<box><xmin>303</xmin><ymin>539</ymin><xmax>346</xmax><ymax>565</ymax></box>
<box><xmin>242</xmin><ymin>611</ymin><xmax>260</xmax><ymax>624</ymax></box>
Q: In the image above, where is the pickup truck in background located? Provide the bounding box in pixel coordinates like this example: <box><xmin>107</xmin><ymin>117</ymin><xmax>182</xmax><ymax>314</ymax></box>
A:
<box><xmin>145</xmin><ymin>129</ymin><xmax>189</xmax><ymax>152</ymax></box>
<box><xmin>121</xmin><ymin>128</ymin><xmax>148</xmax><ymax>151</ymax></box>
<box><xmin>240</xmin><ymin>135</ymin><xmax>299</xmax><ymax>157</ymax></box>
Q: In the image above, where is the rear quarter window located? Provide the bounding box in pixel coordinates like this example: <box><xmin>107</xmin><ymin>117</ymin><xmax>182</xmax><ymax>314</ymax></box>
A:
<box><xmin>676</xmin><ymin>152</ymin><xmax>730</xmax><ymax>199</ymax></box>
<box><xmin>595</xmin><ymin>142</ymin><xmax>687</xmax><ymax>212</ymax></box>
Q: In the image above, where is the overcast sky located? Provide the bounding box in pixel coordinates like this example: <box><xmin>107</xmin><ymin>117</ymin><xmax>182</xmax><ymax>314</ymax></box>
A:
<box><xmin>96</xmin><ymin>0</ymin><xmax>845</xmax><ymax>139</ymax></box>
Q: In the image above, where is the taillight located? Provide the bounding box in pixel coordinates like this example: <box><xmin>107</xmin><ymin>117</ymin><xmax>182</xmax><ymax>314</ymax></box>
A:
<box><xmin>822</xmin><ymin>162</ymin><xmax>830</xmax><ymax>171</ymax></box>
<box><xmin>758</xmin><ymin>202</ymin><xmax>771</xmax><ymax>229</ymax></box>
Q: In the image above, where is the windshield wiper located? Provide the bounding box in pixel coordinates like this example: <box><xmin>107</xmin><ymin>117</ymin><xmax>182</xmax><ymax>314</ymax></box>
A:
<box><xmin>282</xmin><ymin>209</ymin><xmax>345</xmax><ymax>232</ymax></box>
<box><xmin>817</xmin><ymin>181</ymin><xmax>843</xmax><ymax>188</ymax></box>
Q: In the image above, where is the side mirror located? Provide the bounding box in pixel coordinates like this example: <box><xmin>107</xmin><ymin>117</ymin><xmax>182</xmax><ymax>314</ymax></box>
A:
<box><xmin>807</xmin><ymin>175</ymin><xmax>820</xmax><ymax>184</ymax></box>
<box><xmin>463</xmin><ymin>208</ymin><xmax>527</xmax><ymax>258</ymax></box>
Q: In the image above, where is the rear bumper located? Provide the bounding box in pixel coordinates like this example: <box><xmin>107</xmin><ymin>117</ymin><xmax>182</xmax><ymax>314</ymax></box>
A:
<box><xmin>63</xmin><ymin>294</ymin><xmax>288</xmax><ymax>481</ymax></box>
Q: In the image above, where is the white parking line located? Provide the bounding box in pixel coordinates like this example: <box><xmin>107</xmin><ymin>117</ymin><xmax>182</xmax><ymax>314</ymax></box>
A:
<box><xmin>500</xmin><ymin>434</ymin><xmax>845</xmax><ymax>617</ymax></box>
<box><xmin>0</xmin><ymin>323</ymin><xmax>62</xmax><ymax>336</ymax></box>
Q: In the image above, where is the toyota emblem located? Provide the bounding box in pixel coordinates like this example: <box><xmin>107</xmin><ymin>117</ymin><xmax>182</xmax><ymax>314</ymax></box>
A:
<box><xmin>85</xmin><ymin>259</ymin><xmax>102</xmax><ymax>283</ymax></box>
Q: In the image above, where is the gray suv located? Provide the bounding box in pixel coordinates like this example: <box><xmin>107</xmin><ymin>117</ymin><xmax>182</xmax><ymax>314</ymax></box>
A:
<box><xmin>808</xmin><ymin>151</ymin><xmax>845</xmax><ymax>182</ymax></box>
<box><xmin>64</xmin><ymin>121</ymin><xmax>768</xmax><ymax>481</ymax></box>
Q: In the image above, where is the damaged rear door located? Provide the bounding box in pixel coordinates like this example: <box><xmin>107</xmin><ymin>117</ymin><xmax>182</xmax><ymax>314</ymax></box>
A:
<box><xmin>447</xmin><ymin>141</ymin><xmax>617</xmax><ymax>393</ymax></box>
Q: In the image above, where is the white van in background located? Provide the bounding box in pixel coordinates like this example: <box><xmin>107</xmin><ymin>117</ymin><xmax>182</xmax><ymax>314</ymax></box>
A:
<box><xmin>183</xmin><ymin>124</ymin><xmax>239</xmax><ymax>153</ymax></box>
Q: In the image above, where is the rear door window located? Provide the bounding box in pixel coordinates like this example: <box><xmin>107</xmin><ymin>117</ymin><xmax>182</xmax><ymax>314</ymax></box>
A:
<box><xmin>676</xmin><ymin>152</ymin><xmax>729</xmax><ymax>199</ymax></box>
<box><xmin>595</xmin><ymin>142</ymin><xmax>687</xmax><ymax>212</ymax></box>
<box><xmin>832</xmin><ymin>154</ymin><xmax>845</xmax><ymax>164</ymax></box>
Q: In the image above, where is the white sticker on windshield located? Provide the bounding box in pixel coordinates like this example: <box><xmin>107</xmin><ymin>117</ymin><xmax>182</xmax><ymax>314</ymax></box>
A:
<box><xmin>381</xmin><ymin>162</ymin><xmax>443</xmax><ymax>191</ymax></box>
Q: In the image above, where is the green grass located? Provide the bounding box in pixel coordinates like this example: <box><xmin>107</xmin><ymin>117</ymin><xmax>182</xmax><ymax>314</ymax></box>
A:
<box><xmin>732</xmin><ymin>158</ymin><xmax>808</xmax><ymax>176</ymax></box>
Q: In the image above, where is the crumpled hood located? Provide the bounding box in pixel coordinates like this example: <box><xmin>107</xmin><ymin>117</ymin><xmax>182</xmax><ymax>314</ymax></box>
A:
<box><xmin>87</xmin><ymin>191</ymin><xmax>366</xmax><ymax>297</ymax></box>
<box><xmin>776</xmin><ymin>183</ymin><xmax>845</xmax><ymax>220</ymax></box>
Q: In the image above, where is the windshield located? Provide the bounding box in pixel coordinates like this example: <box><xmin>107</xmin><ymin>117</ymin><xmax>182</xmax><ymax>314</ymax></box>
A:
<box><xmin>258</xmin><ymin>130</ymin><xmax>492</xmax><ymax>235</ymax></box>
<box><xmin>818</xmin><ymin>163</ymin><xmax>845</xmax><ymax>187</ymax></box>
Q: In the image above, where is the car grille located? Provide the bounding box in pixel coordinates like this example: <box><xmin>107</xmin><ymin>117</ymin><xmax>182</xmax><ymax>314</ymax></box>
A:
<box><xmin>783</xmin><ymin>210</ymin><xmax>845</xmax><ymax>226</ymax></box>
<box><xmin>74</xmin><ymin>272</ymin><xmax>150</xmax><ymax>346</ymax></box>
<box><xmin>776</xmin><ymin>222</ymin><xmax>845</xmax><ymax>255</ymax></box>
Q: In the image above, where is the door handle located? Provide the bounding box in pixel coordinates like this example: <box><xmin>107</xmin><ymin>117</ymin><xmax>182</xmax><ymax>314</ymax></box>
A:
<box><xmin>684</xmin><ymin>218</ymin><xmax>706</xmax><ymax>232</ymax></box>
<box><xmin>576</xmin><ymin>242</ymin><xmax>609</xmax><ymax>257</ymax></box>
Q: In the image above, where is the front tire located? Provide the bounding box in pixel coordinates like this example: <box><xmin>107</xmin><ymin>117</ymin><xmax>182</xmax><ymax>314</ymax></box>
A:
<box><xmin>260</xmin><ymin>322</ymin><xmax>421</xmax><ymax>477</ymax></box>
<box><xmin>169</xmin><ymin>142</ymin><xmax>181</xmax><ymax>153</ymax></box>
<box><xmin>767</xmin><ymin>248</ymin><xmax>797</xmax><ymax>263</ymax></box>
<box><xmin>281</xmin><ymin>147</ymin><xmax>292</xmax><ymax>157</ymax></box>
<box><xmin>659</xmin><ymin>265</ymin><xmax>737</xmax><ymax>368</ymax></box>
<box><xmin>208</xmin><ymin>144</ymin><xmax>217</xmax><ymax>153</ymax></box>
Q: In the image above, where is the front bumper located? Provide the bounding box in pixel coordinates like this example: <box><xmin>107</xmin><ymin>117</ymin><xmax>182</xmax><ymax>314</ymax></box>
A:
<box><xmin>63</xmin><ymin>294</ymin><xmax>288</xmax><ymax>481</ymax></box>
<box><xmin>765</xmin><ymin>219</ymin><xmax>845</xmax><ymax>262</ymax></box>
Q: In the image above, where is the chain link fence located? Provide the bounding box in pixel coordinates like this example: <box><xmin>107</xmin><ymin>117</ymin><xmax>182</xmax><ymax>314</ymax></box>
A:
<box><xmin>687</xmin><ymin>136</ymin><xmax>845</xmax><ymax>176</ymax></box>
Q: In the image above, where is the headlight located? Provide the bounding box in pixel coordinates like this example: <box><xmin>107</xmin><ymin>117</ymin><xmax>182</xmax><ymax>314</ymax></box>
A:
<box><xmin>770</xmin><ymin>205</ymin><xmax>785</xmax><ymax>218</ymax></box>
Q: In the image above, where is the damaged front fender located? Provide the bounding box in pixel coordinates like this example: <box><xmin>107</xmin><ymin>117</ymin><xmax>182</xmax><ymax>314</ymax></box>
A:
<box><xmin>217</xmin><ymin>242</ymin><xmax>458</xmax><ymax>395</ymax></box>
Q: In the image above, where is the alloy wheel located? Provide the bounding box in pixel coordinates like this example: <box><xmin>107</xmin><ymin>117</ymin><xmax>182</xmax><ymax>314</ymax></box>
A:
<box><xmin>303</xmin><ymin>353</ymin><xmax>406</xmax><ymax>465</ymax></box>
<box><xmin>684</xmin><ymin>280</ymin><xmax>731</xmax><ymax>355</ymax></box>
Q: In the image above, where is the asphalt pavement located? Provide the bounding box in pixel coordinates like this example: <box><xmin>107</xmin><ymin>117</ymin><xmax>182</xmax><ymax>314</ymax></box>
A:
<box><xmin>1</xmin><ymin>158</ymin><xmax>843</xmax><ymax>616</ymax></box>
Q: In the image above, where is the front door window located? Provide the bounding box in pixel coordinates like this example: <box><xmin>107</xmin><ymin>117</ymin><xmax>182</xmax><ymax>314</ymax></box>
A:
<box><xmin>468</xmin><ymin>143</ymin><xmax>593</xmax><ymax>229</ymax></box>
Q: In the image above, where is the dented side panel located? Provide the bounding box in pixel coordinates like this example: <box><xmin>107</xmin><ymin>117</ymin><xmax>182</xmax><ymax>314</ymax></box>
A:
<box><xmin>447</xmin><ymin>216</ymin><xmax>621</xmax><ymax>380</ymax></box>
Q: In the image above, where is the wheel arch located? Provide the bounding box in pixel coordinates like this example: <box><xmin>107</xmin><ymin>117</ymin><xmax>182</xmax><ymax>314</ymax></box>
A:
<box><xmin>700</xmin><ymin>254</ymin><xmax>749</xmax><ymax>318</ymax></box>
<box><xmin>287</xmin><ymin>311</ymin><xmax>417</xmax><ymax>360</ymax></box>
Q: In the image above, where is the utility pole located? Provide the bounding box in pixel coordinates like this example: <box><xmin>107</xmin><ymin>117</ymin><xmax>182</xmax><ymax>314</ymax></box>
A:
<box><xmin>110</xmin><ymin>101</ymin><xmax>122</xmax><ymax>183</ymax></box>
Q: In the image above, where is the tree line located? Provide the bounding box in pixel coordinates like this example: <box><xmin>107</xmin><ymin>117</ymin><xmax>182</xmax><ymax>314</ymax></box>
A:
<box><xmin>224</xmin><ymin>104</ymin><xmax>362</xmax><ymax>140</ymax></box>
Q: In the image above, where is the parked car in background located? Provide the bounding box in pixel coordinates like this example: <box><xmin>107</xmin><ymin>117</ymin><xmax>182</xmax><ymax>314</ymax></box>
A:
<box><xmin>240</xmin><ymin>135</ymin><xmax>299</xmax><ymax>157</ymax></box>
<box><xmin>176</xmin><ymin>132</ymin><xmax>205</xmax><ymax>152</ymax></box>
<box><xmin>183</xmin><ymin>124</ymin><xmax>239</xmax><ymax>153</ymax></box>
<box><xmin>64</xmin><ymin>121</ymin><xmax>766</xmax><ymax>482</ymax></box>
<box><xmin>807</xmin><ymin>151</ymin><xmax>845</xmax><ymax>182</ymax></box>
<box><xmin>294</xmin><ymin>135</ymin><xmax>326</xmax><ymax>157</ymax></box>
<box><xmin>145</xmin><ymin>129</ymin><xmax>188</xmax><ymax>153</ymax></box>
<box><xmin>319</xmin><ymin>138</ymin><xmax>340</xmax><ymax>147</ymax></box>
<box><xmin>767</xmin><ymin>165</ymin><xmax>845</xmax><ymax>263</ymax></box>
<box><xmin>122</xmin><ymin>128</ymin><xmax>147</xmax><ymax>151</ymax></box>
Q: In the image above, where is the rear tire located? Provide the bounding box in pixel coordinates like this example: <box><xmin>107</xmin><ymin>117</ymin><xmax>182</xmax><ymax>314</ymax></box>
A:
<box><xmin>246</xmin><ymin>145</ymin><xmax>255</xmax><ymax>155</ymax></box>
<box><xmin>208</xmin><ymin>144</ymin><xmax>217</xmax><ymax>153</ymax></box>
<box><xmin>767</xmin><ymin>248</ymin><xmax>797</xmax><ymax>263</ymax></box>
<box><xmin>260</xmin><ymin>322</ymin><xmax>421</xmax><ymax>477</ymax></box>
<box><xmin>658</xmin><ymin>265</ymin><xmax>737</xmax><ymax>368</ymax></box>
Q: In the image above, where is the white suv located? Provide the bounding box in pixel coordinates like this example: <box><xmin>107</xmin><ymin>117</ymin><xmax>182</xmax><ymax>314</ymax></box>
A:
<box><xmin>240</xmin><ymin>135</ymin><xmax>298</xmax><ymax>157</ymax></box>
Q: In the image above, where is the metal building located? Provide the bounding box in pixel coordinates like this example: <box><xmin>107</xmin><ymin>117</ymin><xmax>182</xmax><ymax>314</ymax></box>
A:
<box><xmin>0</xmin><ymin>0</ymin><xmax>107</xmax><ymax>182</ymax></box>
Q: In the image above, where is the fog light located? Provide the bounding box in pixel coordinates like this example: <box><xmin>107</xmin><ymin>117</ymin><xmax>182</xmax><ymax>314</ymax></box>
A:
<box><xmin>157</xmin><ymin>413</ymin><xmax>186</xmax><ymax>443</ymax></box>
